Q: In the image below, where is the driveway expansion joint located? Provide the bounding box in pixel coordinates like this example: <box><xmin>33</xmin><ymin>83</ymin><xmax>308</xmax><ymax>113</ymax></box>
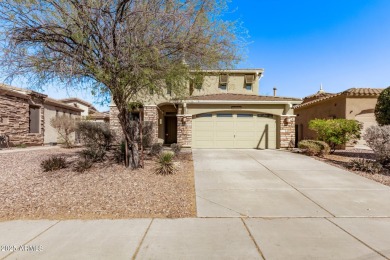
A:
<box><xmin>325</xmin><ymin>218</ymin><xmax>390</xmax><ymax>260</ymax></box>
<box><xmin>131</xmin><ymin>218</ymin><xmax>154</xmax><ymax>260</ymax></box>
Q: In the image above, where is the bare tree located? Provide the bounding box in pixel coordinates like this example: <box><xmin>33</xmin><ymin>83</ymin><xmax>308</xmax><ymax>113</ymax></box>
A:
<box><xmin>0</xmin><ymin>0</ymin><xmax>242</xmax><ymax>168</ymax></box>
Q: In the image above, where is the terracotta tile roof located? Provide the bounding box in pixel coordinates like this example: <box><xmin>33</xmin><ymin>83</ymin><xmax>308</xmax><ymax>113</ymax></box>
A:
<box><xmin>186</xmin><ymin>93</ymin><xmax>302</xmax><ymax>102</ymax></box>
<box><xmin>59</xmin><ymin>97</ymin><xmax>97</xmax><ymax>111</ymax></box>
<box><xmin>88</xmin><ymin>111</ymin><xmax>109</xmax><ymax>120</ymax></box>
<box><xmin>342</xmin><ymin>88</ymin><xmax>384</xmax><ymax>96</ymax></box>
<box><xmin>294</xmin><ymin>88</ymin><xmax>384</xmax><ymax>109</ymax></box>
<box><xmin>44</xmin><ymin>98</ymin><xmax>84</xmax><ymax>112</ymax></box>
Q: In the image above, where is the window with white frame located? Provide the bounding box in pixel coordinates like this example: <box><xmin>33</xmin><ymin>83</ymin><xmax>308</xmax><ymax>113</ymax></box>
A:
<box><xmin>244</xmin><ymin>74</ymin><xmax>255</xmax><ymax>91</ymax></box>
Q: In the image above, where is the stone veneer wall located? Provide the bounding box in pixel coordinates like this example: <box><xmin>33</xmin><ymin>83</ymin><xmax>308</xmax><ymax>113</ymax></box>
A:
<box><xmin>177</xmin><ymin>115</ymin><xmax>192</xmax><ymax>147</ymax></box>
<box><xmin>143</xmin><ymin>106</ymin><xmax>158</xmax><ymax>141</ymax></box>
<box><xmin>280</xmin><ymin>115</ymin><xmax>295</xmax><ymax>148</ymax></box>
<box><xmin>109</xmin><ymin>105</ymin><xmax>124</xmax><ymax>141</ymax></box>
<box><xmin>0</xmin><ymin>94</ymin><xmax>44</xmax><ymax>146</ymax></box>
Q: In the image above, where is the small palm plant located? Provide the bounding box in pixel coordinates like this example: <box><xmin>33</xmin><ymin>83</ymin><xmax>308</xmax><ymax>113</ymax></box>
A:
<box><xmin>154</xmin><ymin>151</ymin><xmax>176</xmax><ymax>175</ymax></box>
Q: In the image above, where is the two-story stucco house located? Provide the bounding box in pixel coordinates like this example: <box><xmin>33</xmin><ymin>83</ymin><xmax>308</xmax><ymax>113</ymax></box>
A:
<box><xmin>110</xmin><ymin>69</ymin><xmax>302</xmax><ymax>149</ymax></box>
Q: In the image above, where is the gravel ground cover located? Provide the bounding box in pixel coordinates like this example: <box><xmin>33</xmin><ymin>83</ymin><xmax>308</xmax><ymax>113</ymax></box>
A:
<box><xmin>0</xmin><ymin>148</ymin><xmax>196</xmax><ymax>221</ymax></box>
<box><xmin>316</xmin><ymin>149</ymin><xmax>390</xmax><ymax>186</ymax></box>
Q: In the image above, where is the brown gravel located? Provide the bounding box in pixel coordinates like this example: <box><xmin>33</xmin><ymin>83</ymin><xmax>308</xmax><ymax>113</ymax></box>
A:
<box><xmin>0</xmin><ymin>148</ymin><xmax>196</xmax><ymax>221</ymax></box>
<box><xmin>314</xmin><ymin>149</ymin><xmax>390</xmax><ymax>186</ymax></box>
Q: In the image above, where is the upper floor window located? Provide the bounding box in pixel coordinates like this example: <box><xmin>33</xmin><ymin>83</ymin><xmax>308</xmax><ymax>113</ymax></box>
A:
<box><xmin>167</xmin><ymin>87</ymin><xmax>172</xmax><ymax>96</ymax></box>
<box><xmin>244</xmin><ymin>74</ymin><xmax>255</xmax><ymax>91</ymax></box>
<box><xmin>219</xmin><ymin>74</ymin><xmax>228</xmax><ymax>91</ymax></box>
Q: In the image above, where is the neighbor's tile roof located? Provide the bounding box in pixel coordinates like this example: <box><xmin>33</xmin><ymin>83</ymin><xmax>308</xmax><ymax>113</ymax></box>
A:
<box><xmin>294</xmin><ymin>88</ymin><xmax>384</xmax><ymax>109</ymax></box>
<box><xmin>187</xmin><ymin>93</ymin><xmax>302</xmax><ymax>102</ymax></box>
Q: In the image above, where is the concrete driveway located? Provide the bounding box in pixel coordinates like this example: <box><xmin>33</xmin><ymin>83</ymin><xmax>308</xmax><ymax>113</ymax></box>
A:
<box><xmin>1</xmin><ymin>149</ymin><xmax>390</xmax><ymax>259</ymax></box>
<box><xmin>194</xmin><ymin>149</ymin><xmax>390</xmax><ymax>259</ymax></box>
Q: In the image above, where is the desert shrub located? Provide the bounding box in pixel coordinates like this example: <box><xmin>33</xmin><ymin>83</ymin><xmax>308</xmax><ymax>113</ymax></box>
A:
<box><xmin>50</xmin><ymin>115</ymin><xmax>77</xmax><ymax>148</ymax></box>
<box><xmin>154</xmin><ymin>151</ymin><xmax>176</xmax><ymax>175</ymax></box>
<box><xmin>113</xmin><ymin>141</ymin><xmax>126</xmax><ymax>163</ymax></box>
<box><xmin>150</xmin><ymin>142</ymin><xmax>163</xmax><ymax>156</ymax></box>
<box><xmin>77</xmin><ymin>121</ymin><xmax>114</xmax><ymax>150</ymax></box>
<box><xmin>309</xmin><ymin>119</ymin><xmax>361</xmax><ymax>152</ymax></box>
<box><xmin>348</xmin><ymin>158</ymin><xmax>383</xmax><ymax>174</ymax></box>
<box><xmin>364</xmin><ymin>125</ymin><xmax>390</xmax><ymax>168</ymax></box>
<box><xmin>73</xmin><ymin>159</ymin><xmax>93</xmax><ymax>173</ymax></box>
<box><xmin>375</xmin><ymin>86</ymin><xmax>390</xmax><ymax>125</ymax></box>
<box><xmin>171</xmin><ymin>143</ymin><xmax>182</xmax><ymax>155</ymax></box>
<box><xmin>41</xmin><ymin>156</ymin><xmax>67</xmax><ymax>172</ymax></box>
<box><xmin>298</xmin><ymin>140</ymin><xmax>321</xmax><ymax>156</ymax></box>
<box><xmin>78</xmin><ymin>148</ymin><xmax>106</xmax><ymax>162</ymax></box>
<box><xmin>142</xmin><ymin>122</ymin><xmax>154</xmax><ymax>148</ymax></box>
<box><xmin>312</xmin><ymin>140</ymin><xmax>330</xmax><ymax>156</ymax></box>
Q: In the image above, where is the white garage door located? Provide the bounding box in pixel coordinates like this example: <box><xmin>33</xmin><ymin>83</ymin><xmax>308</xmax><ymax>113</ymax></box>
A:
<box><xmin>192</xmin><ymin>112</ymin><xmax>277</xmax><ymax>149</ymax></box>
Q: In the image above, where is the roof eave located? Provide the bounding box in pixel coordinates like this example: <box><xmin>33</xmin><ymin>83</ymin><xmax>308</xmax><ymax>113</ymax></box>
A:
<box><xmin>185</xmin><ymin>100</ymin><xmax>302</xmax><ymax>105</ymax></box>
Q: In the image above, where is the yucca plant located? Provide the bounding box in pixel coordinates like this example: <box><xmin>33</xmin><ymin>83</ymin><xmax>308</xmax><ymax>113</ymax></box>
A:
<box><xmin>154</xmin><ymin>151</ymin><xmax>176</xmax><ymax>175</ymax></box>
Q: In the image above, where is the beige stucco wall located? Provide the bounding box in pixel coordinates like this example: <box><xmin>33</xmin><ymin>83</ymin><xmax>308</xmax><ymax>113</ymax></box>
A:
<box><xmin>44</xmin><ymin>105</ymin><xmax>80</xmax><ymax>144</ymax></box>
<box><xmin>191</xmin><ymin>74</ymin><xmax>259</xmax><ymax>96</ymax></box>
<box><xmin>295</xmin><ymin>95</ymin><xmax>347</xmax><ymax>141</ymax></box>
<box><xmin>295</xmin><ymin>95</ymin><xmax>379</xmax><ymax>145</ymax></box>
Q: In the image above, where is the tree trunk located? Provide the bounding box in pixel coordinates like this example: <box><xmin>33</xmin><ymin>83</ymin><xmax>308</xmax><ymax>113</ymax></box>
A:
<box><xmin>117</xmin><ymin>106</ymin><xmax>140</xmax><ymax>169</ymax></box>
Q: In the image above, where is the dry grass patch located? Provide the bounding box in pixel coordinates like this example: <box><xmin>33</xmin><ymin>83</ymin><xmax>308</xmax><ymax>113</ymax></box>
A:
<box><xmin>0</xmin><ymin>148</ymin><xmax>196</xmax><ymax>221</ymax></box>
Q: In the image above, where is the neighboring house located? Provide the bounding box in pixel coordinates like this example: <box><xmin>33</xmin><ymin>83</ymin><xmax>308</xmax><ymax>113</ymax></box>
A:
<box><xmin>0</xmin><ymin>84</ymin><xmax>107</xmax><ymax>147</ymax></box>
<box><xmin>110</xmin><ymin>69</ymin><xmax>302</xmax><ymax>149</ymax></box>
<box><xmin>294</xmin><ymin>87</ymin><xmax>384</xmax><ymax>148</ymax></box>
<box><xmin>60</xmin><ymin>98</ymin><xmax>109</xmax><ymax>123</ymax></box>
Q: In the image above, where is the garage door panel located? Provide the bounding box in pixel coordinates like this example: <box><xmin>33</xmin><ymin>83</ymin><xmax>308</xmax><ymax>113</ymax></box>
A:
<box><xmin>192</xmin><ymin>112</ymin><xmax>277</xmax><ymax>149</ymax></box>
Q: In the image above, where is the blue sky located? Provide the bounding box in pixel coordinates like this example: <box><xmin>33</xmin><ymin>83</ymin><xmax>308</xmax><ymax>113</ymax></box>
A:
<box><xmin>3</xmin><ymin>0</ymin><xmax>390</xmax><ymax>111</ymax></box>
<box><xmin>230</xmin><ymin>0</ymin><xmax>390</xmax><ymax>97</ymax></box>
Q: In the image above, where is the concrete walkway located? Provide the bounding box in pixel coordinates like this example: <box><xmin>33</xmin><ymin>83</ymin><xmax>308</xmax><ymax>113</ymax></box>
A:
<box><xmin>1</xmin><ymin>149</ymin><xmax>390</xmax><ymax>259</ymax></box>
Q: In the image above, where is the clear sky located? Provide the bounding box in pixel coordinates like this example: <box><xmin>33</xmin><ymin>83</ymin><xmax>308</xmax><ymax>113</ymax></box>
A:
<box><xmin>3</xmin><ymin>0</ymin><xmax>390</xmax><ymax>111</ymax></box>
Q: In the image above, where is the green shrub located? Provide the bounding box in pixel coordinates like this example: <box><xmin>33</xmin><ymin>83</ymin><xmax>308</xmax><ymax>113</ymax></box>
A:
<box><xmin>348</xmin><ymin>158</ymin><xmax>383</xmax><ymax>174</ymax></box>
<box><xmin>309</xmin><ymin>119</ymin><xmax>361</xmax><ymax>152</ymax></box>
<box><xmin>73</xmin><ymin>159</ymin><xmax>93</xmax><ymax>173</ymax></box>
<box><xmin>150</xmin><ymin>143</ymin><xmax>163</xmax><ymax>156</ymax></box>
<box><xmin>41</xmin><ymin>156</ymin><xmax>67</xmax><ymax>172</ymax></box>
<box><xmin>364</xmin><ymin>125</ymin><xmax>390</xmax><ymax>168</ymax></box>
<box><xmin>312</xmin><ymin>140</ymin><xmax>330</xmax><ymax>156</ymax></box>
<box><xmin>170</xmin><ymin>143</ymin><xmax>182</xmax><ymax>155</ymax></box>
<box><xmin>298</xmin><ymin>140</ymin><xmax>321</xmax><ymax>156</ymax></box>
<box><xmin>375</xmin><ymin>86</ymin><xmax>390</xmax><ymax>125</ymax></box>
<box><xmin>154</xmin><ymin>151</ymin><xmax>176</xmax><ymax>175</ymax></box>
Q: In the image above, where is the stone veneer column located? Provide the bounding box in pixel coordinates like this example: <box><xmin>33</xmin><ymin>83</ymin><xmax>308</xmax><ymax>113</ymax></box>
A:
<box><xmin>177</xmin><ymin>114</ymin><xmax>192</xmax><ymax>147</ymax></box>
<box><xmin>280</xmin><ymin>115</ymin><xmax>296</xmax><ymax>148</ymax></box>
<box><xmin>143</xmin><ymin>105</ymin><xmax>159</xmax><ymax>142</ymax></box>
<box><xmin>109</xmin><ymin>105</ymin><xmax>124</xmax><ymax>141</ymax></box>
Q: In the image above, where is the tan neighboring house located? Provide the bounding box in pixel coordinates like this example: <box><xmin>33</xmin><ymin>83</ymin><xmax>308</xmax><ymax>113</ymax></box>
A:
<box><xmin>294</xmin><ymin>87</ymin><xmax>384</xmax><ymax>148</ymax></box>
<box><xmin>110</xmin><ymin>69</ymin><xmax>302</xmax><ymax>149</ymax></box>
<box><xmin>0</xmin><ymin>84</ymin><xmax>107</xmax><ymax>147</ymax></box>
<box><xmin>59</xmin><ymin>98</ymin><xmax>109</xmax><ymax>123</ymax></box>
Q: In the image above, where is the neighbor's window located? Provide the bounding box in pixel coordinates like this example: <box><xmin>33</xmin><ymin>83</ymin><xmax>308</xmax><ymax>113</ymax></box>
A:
<box><xmin>245</xmin><ymin>84</ymin><xmax>252</xmax><ymax>91</ymax></box>
<box><xmin>29</xmin><ymin>105</ymin><xmax>40</xmax><ymax>133</ymax></box>
<box><xmin>167</xmin><ymin>87</ymin><xmax>172</xmax><ymax>95</ymax></box>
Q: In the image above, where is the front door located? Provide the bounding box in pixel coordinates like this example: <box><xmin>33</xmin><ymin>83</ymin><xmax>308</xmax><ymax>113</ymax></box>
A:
<box><xmin>165</xmin><ymin>116</ymin><xmax>177</xmax><ymax>144</ymax></box>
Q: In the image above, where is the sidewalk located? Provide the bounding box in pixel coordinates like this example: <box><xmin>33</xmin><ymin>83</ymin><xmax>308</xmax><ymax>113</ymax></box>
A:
<box><xmin>0</xmin><ymin>146</ymin><xmax>60</xmax><ymax>154</ymax></box>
